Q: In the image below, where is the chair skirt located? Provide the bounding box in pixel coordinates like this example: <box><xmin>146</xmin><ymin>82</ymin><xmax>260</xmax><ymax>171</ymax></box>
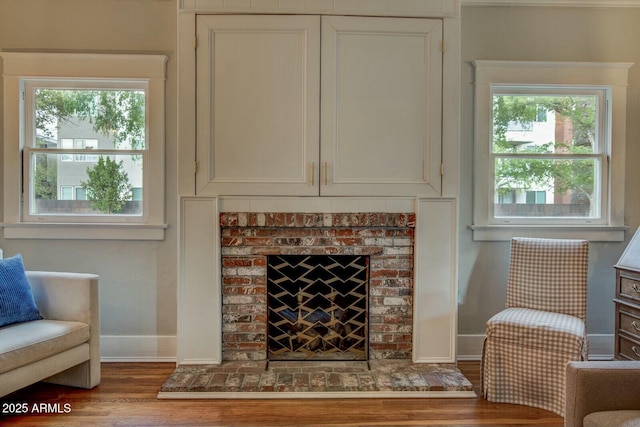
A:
<box><xmin>481</xmin><ymin>307</ymin><xmax>588</xmax><ymax>416</ymax></box>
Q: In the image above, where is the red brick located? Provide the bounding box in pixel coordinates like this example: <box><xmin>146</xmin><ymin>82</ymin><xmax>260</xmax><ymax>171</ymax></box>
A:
<box><xmin>330</xmin><ymin>228</ymin><xmax>354</xmax><ymax>237</ymax></box>
<box><xmin>333</xmin><ymin>237</ymin><xmax>363</xmax><ymax>246</ymax></box>
<box><xmin>252</xmin><ymin>247</ymin><xmax>281</xmax><ymax>255</ymax></box>
<box><xmin>252</xmin><ymin>276</ymin><xmax>267</xmax><ymax>286</ymax></box>
<box><xmin>234</xmin><ymin>323</ymin><xmax>267</xmax><ymax>333</ymax></box>
<box><xmin>221</xmin><ymin>237</ymin><xmax>242</xmax><ymax>247</ymax></box>
<box><xmin>304</xmin><ymin>214</ymin><xmax>324</xmax><ymax>227</ymax></box>
<box><xmin>244</xmin><ymin>237</ymin><xmax>273</xmax><ymax>246</ymax></box>
<box><xmin>252</xmin><ymin>257</ymin><xmax>267</xmax><ymax>266</ymax></box>
<box><xmin>370</xmin><ymin>269</ymin><xmax>399</xmax><ymax>278</ymax></box>
<box><xmin>223</xmin><ymin>258</ymin><xmax>253</xmax><ymax>267</ymax></box>
<box><xmin>370</xmin><ymin>343</ymin><xmax>400</xmax><ymax>350</ymax></box>
<box><xmin>236</xmin><ymin>286</ymin><xmax>266</xmax><ymax>295</ymax></box>
<box><xmin>407</xmin><ymin>213</ymin><xmax>416</xmax><ymax>227</ymax></box>
<box><xmin>382</xmin><ymin>315</ymin><xmax>412</xmax><ymax>324</ymax></box>
<box><xmin>231</xmin><ymin>342</ymin><xmax>267</xmax><ymax>350</ymax></box>
<box><xmin>254</xmin><ymin>228</ymin><xmax>278</xmax><ymax>237</ymax></box>
<box><xmin>253</xmin><ymin>314</ymin><xmax>268</xmax><ymax>323</ymax></box>
<box><xmin>222</xmin><ymin>277</ymin><xmax>251</xmax><ymax>286</ymax></box>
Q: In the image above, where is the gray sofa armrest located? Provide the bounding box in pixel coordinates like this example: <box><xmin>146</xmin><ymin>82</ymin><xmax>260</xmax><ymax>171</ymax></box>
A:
<box><xmin>26</xmin><ymin>271</ymin><xmax>101</xmax><ymax>389</ymax></box>
<box><xmin>27</xmin><ymin>271</ymin><xmax>99</xmax><ymax>324</ymax></box>
<box><xmin>565</xmin><ymin>360</ymin><xmax>640</xmax><ymax>427</ymax></box>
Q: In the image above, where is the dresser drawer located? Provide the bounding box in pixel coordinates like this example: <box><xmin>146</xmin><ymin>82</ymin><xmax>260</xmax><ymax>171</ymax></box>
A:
<box><xmin>618</xmin><ymin>305</ymin><xmax>640</xmax><ymax>341</ymax></box>
<box><xmin>619</xmin><ymin>275</ymin><xmax>640</xmax><ymax>302</ymax></box>
<box><xmin>618</xmin><ymin>333</ymin><xmax>640</xmax><ymax>361</ymax></box>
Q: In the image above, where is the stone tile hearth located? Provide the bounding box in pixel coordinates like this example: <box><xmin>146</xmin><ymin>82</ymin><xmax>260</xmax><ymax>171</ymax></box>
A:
<box><xmin>158</xmin><ymin>360</ymin><xmax>475</xmax><ymax>398</ymax></box>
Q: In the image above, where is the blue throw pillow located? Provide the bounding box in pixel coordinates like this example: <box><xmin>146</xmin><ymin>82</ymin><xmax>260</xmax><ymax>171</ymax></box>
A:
<box><xmin>0</xmin><ymin>254</ymin><xmax>43</xmax><ymax>328</ymax></box>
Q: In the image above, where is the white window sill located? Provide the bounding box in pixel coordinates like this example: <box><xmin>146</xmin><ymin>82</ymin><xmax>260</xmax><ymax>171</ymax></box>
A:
<box><xmin>470</xmin><ymin>225</ymin><xmax>628</xmax><ymax>242</ymax></box>
<box><xmin>1</xmin><ymin>222</ymin><xmax>168</xmax><ymax>240</ymax></box>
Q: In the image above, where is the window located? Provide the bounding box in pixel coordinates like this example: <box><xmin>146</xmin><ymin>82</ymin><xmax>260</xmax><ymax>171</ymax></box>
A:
<box><xmin>75</xmin><ymin>187</ymin><xmax>87</xmax><ymax>201</ymax></box>
<box><xmin>526</xmin><ymin>191</ymin><xmax>546</xmax><ymax>205</ymax></box>
<box><xmin>60</xmin><ymin>186</ymin><xmax>73</xmax><ymax>200</ymax></box>
<box><xmin>25</xmin><ymin>85</ymin><xmax>144</xmax><ymax>218</ymax></box>
<box><xmin>492</xmin><ymin>89</ymin><xmax>605</xmax><ymax>220</ymax></box>
<box><xmin>472</xmin><ymin>61</ymin><xmax>631</xmax><ymax>242</ymax></box>
<box><xmin>1</xmin><ymin>53</ymin><xmax>167</xmax><ymax>240</ymax></box>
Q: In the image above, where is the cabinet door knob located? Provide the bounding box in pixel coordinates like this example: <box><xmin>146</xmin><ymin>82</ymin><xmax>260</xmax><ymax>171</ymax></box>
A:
<box><xmin>632</xmin><ymin>346</ymin><xmax>640</xmax><ymax>358</ymax></box>
<box><xmin>633</xmin><ymin>283</ymin><xmax>640</xmax><ymax>293</ymax></box>
<box><xmin>632</xmin><ymin>321</ymin><xmax>640</xmax><ymax>332</ymax></box>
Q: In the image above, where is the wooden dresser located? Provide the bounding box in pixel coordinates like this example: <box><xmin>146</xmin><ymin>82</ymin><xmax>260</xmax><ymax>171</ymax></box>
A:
<box><xmin>614</xmin><ymin>228</ymin><xmax>640</xmax><ymax>360</ymax></box>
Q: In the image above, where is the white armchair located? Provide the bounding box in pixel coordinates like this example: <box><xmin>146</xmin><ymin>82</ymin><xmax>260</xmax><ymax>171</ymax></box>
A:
<box><xmin>481</xmin><ymin>237</ymin><xmax>589</xmax><ymax>416</ymax></box>
<box><xmin>0</xmin><ymin>270</ymin><xmax>100</xmax><ymax>396</ymax></box>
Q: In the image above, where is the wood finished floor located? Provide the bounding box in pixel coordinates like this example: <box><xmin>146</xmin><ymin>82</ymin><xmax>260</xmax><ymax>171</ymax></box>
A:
<box><xmin>0</xmin><ymin>361</ymin><xmax>564</xmax><ymax>427</ymax></box>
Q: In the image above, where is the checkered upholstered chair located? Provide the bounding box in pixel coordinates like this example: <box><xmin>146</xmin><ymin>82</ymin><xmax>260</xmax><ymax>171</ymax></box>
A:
<box><xmin>481</xmin><ymin>237</ymin><xmax>589</xmax><ymax>416</ymax></box>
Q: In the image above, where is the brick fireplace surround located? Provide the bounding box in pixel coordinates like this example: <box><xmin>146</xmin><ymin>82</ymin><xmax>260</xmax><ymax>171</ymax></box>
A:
<box><xmin>220</xmin><ymin>212</ymin><xmax>416</xmax><ymax>361</ymax></box>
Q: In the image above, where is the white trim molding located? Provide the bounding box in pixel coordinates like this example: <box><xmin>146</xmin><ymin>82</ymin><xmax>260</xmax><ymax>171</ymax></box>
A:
<box><xmin>101</xmin><ymin>333</ymin><xmax>613</xmax><ymax>362</ymax></box>
<box><xmin>471</xmin><ymin>60</ymin><xmax>633</xmax><ymax>242</ymax></box>
<box><xmin>177</xmin><ymin>197</ymin><xmax>221</xmax><ymax>365</ymax></box>
<box><xmin>413</xmin><ymin>198</ymin><xmax>458</xmax><ymax>363</ymax></box>
<box><xmin>100</xmin><ymin>335</ymin><xmax>177</xmax><ymax>362</ymax></box>
<box><xmin>179</xmin><ymin>0</ymin><xmax>460</xmax><ymax>17</ymax></box>
<box><xmin>463</xmin><ymin>0</ymin><xmax>640</xmax><ymax>6</ymax></box>
<box><xmin>0</xmin><ymin>52</ymin><xmax>168</xmax><ymax>240</ymax></box>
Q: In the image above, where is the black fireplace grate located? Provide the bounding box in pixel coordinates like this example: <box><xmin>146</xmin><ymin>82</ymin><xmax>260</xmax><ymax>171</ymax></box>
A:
<box><xmin>267</xmin><ymin>255</ymin><xmax>369</xmax><ymax>360</ymax></box>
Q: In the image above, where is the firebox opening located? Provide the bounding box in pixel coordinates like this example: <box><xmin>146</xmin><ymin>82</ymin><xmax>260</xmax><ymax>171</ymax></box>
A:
<box><xmin>267</xmin><ymin>255</ymin><xmax>369</xmax><ymax>361</ymax></box>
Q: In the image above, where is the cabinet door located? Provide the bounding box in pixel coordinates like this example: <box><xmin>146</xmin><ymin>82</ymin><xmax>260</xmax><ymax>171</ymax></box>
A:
<box><xmin>320</xmin><ymin>16</ymin><xmax>443</xmax><ymax>197</ymax></box>
<box><xmin>196</xmin><ymin>15</ymin><xmax>320</xmax><ymax>196</ymax></box>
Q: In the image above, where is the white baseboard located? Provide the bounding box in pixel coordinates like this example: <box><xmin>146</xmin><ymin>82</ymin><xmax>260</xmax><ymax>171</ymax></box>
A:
<box><xmin>457</xmin><ymin>334</ymin><xmax>615</xmax><ymax>361</ymax></box>
<box><xmin>99</xmin><ymin>334</ymin><xmax>614</xmax><ymax>362</ymax></box>
<box><xmin>100</xmin><ymin>335</ymin><xmax>177</xmax><ymax>362</ymax></box>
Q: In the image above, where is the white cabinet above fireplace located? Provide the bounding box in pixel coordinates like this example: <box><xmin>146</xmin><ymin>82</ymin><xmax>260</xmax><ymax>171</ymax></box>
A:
<box><xmin>194</xmin><ymin>14</ymin><xmax>443</xmax><ymax>197</ymax></box>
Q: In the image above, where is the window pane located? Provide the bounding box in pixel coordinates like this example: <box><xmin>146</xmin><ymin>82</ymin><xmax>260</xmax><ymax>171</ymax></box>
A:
<box><xmin>494</xmin><ymin>157</ymin><xmax>598</xmax><ymax>218</ymax></box>
<box><xmin>30</xmin><ymin>152</ymin><xmax>143</xmax><ymax>216</ymax></box>
<box><xmin>60</xmin><ymin>186</ymin><xmax>73</xmax><ymax>200</ymax></box>
<box><xmin>132</xmin><ymin>187</ymin><xmax>143</xmax><ymax>201</ymax></box>
<box><xmin>34</xmin><ymin>88</ymin><xmax>146</xmax><ymax>150</ymax></box>
<box><xmin>492</xmin><ymin>94</ymin><xmax>598</xmax><ymax>155</ymax></box>
<box><xmin>60</xmin><ymin>139</ymin><xmax>73</xmax><ymax>161</ymax></box>
<box><xmin>75</xmin><ymin>187</ymin><xmax>87</xmax><ymax>200</ymax></box>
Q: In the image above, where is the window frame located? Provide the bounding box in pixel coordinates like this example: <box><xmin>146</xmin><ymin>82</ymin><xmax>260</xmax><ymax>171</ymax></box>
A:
<box><xmin>0</xmin><ymin>52</ymin><xmax>168</xmax><ymax>240</ymax></box>
<box><xmin>489</xmin><ymin>85</ymin><xmax>608</xmax><ymax>225</ymax></box>
<box><xmin>22</xmin><ymin>79</ymin><xmax>147</xmax><ymax>224</ymax></box>
<box><xmin>471</xmin><ymin>60</ymin><xmax>631</xmax><ymax>242</ymax></box>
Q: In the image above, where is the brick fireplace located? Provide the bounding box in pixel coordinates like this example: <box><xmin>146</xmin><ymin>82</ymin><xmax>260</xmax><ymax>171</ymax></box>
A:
<box><xmin>220</xmin><ymin>212</ymin><xmax>415</xmax><ymax>361</ymax></box>
<box><xmin>178</xmin><ymin>197</ymin><xmax>457</xmax><ymax>366</ymax></box>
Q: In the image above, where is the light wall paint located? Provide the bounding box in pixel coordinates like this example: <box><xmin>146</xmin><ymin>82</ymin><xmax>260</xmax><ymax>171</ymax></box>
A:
<box><xmin>0</xmin><ymin>0</ymin><xmax>179</xmax><ymax>358</ymax></box>
<box><xmin>2</xmin><ymin>2</ymin><xmax>638</xmax><ymax>359</ymax></box>
<box><xmin>458</xmin><ymin>6</ymin><xmax>640</xmax><ymax>353</ymax></box>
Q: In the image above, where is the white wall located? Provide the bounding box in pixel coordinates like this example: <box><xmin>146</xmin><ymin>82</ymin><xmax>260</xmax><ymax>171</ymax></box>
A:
<box><xmin>2</xmin><ymin>1</ymin><xmax>639</xmax><ymax>361</ymax></box>
<box><xmin>458</xmin><ymin>5</ymin><xmax>640</xmax><ymax>359</ymax></box>
<box><xmin>0</xmin><ymin>0</ymin><xmax>178</xmax><ymax>361</ymax></box>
